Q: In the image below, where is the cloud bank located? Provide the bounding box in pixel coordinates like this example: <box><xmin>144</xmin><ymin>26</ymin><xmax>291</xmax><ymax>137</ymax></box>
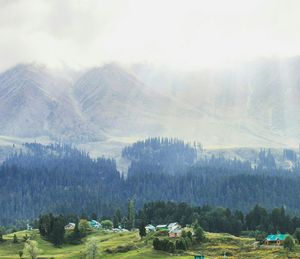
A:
<box><xmin>1</xmin><ymin>0</ymin><xmax>300</xmax><ymax>71</ymax></box>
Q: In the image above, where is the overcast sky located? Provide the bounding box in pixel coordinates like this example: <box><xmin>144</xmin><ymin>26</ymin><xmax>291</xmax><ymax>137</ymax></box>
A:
<box><xmin>1</xmin><ymin>0</ymin><xmax>300</xmax><ymax>71</ymax></box>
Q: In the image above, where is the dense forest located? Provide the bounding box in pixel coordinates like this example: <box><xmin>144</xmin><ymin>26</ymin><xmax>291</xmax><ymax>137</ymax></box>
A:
<box><xmin>1</xmin><ymin>139</ymin><xmax>300</xmax><ymax>227</ymax></box>
<box><xmin>0</xmin><ymin>143</ymin><xmax>122</xmax><ymax>226</ymax></box>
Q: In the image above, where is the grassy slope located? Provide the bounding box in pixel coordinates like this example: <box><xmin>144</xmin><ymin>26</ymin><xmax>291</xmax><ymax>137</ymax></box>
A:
<box><xmin>0</xmin><ymin>230</ymin><xmax>299</xmax><ymax>259</ymax></box>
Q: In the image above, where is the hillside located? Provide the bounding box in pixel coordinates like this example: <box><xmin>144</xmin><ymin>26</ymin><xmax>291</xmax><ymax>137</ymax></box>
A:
<box><xmin>2</xmin><ymin>142</ymin><xmax>300</xmax><ymax>226</ymax></box>
<box><xmin>1</xmin><ymin>58</ymin><xmax>300</xmax><ymax>148</ymax></box>
<box><xmin>0</xmin><ymin>229</ymin><xmax>299</xmax><ymax>258</ymax></box>
<box><xmin>0</xmin><ymin>64</ymin><xmax>94</xmax><ymax>142</ymax></box>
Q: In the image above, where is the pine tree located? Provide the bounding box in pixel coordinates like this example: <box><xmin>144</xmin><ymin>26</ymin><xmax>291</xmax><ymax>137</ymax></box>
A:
<box><xmin>13</xmin><ymin>234</ymin><xmax>18</xmax><ymax>243</ymax></box>
<box><xmin>0</xmin><ymin>228</ymin><xmax>3</xmax><ymax>242</ymax></box>
<box><xmin>113</xmin><ymin>208</ymin><xmax>122</xmax><ymax>228</ymax></box>
<box><xmin>69</xmin><ymin>219</ymin><xmax>81</xmax><ymax>244</ymax></box>
<box><xmin>50</xmin><ymin>216</ymin><xmax>65</xmax><ymax>246</ymax></box>
<box><xmin>126</xmin><ymin>199</ymin><xmax>135</xmax><ymax>230</ymax></box>
<box><xmin>139</xmin><ymin>221</ymin><xmax>146</xmax><ymax>238</ymax></box>
<box><xmin>194</xmin><ymin>226</ymin><xmax>205</xmax><ymax>242</ymax></box>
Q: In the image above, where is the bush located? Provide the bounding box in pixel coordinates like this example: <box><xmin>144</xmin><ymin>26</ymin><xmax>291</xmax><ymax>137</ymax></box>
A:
<box><xmin>166</xmin><ymin>241</ymin><xmax>175</xmax><ymax>253</ymax></box>
<box><xmin>13</xmin><ymin>234</ymin><xmax>18</xmax><ymax>243</ymax></box>
<box><xmin>283</xmin><ymin>235</ymin><xmax>295</xmax><ymax>252</ymax></box>
<box><xmin>194</xmin><ymin>226</ymin><xmax>205</xmax><ymax>242</ymax></box>
<box><xmin>78</xmin><ymin>219</ymin><xmax>91</xmax><ymax>236</ymax></box>
<box><xmin>105</xmin><ymin>244</ymin><xmax>136</xmax><ymax>253</ymax></box>
<box><xmin>23</xmin><ymin>234</ymin><xmax>29</xmax><ymax>242</ymax></box>
<box><xmin>175</xmin><ymin>238</ymin><xmax>187</xmax><ymax>250</ymax></box>
<box><xmin>101</xmin><ymin>220</ymin><xmax>113</xmax><ymax>229</ymax></box>
<box><xmin>255</xmin><ymin>231</ymin><xmax>266</xmax><ymax>244</ymax></box>
<box><xmin>184</xmin><ymin>237</ymin><xmax>192</xmax><ymax>248</ymax></box>
<box><xmin>187</xmin><ymin>231</ymin><xmax>193</xmax><ymax>240</ymax></box>
<box><xmin>294</xmin><ymin>228</ymin><xmax>300</xmax><ymax>243</ymax></box>
<box><xmin>153</xmin><ymin>238</ymin><xmax>175</xmax><ymax>253</ymax></box>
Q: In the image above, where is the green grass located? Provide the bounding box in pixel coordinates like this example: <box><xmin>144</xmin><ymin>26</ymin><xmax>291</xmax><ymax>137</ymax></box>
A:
<box><xmin>0</xmin><ymin>229</ymin><xmax>299</xmax><ymax>259</ymax></box>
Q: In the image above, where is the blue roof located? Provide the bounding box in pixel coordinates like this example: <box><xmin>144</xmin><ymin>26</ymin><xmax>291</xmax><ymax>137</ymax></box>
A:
<box><xmin>266</xmin><ymin>234</ymin><xmax>288</xmax><ymax>241</ymax></box>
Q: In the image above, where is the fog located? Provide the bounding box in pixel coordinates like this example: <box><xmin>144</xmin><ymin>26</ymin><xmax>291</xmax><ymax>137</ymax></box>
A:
<box><xmin>1</xmin><ymin>0</ymin><xmax>300</xmax><ymax>71</ymax></box>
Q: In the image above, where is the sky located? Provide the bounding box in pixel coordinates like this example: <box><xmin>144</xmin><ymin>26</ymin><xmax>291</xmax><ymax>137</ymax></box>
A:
<box><xmin>1</xmin><ymin>0</ymin><xmax>300</xmax><ymax>71</ymax></box>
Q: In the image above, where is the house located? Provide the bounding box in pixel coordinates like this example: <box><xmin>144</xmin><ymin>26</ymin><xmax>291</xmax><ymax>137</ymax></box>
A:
<box><xmin>264</xmin><ymin>234</ymin><xmax>288</xmax><ymax>246</ymax></box>
<box><xmin>169</xmin><ymin>228</ymin><xmax>182</xmax><ymax>238</ymax></box>
<box><xmin>145</xmin><ymin>224</ymin><xmax>156</xmax><ymax>232</ymax></box>
<box><xmin>168</xmin><ymin>222</ymin><xmax>181</xmax><ymax>230</ymax></box>
<box><xmin>156</xmin><ymin>224</ymin><xmax>168</xmax><ymax>231</ymax></box>
<box><xmin>89</xmin><ymin>220</ymin><xmax>101</xmax><ymax>229</ymax></box>
<box><xmin>27</xmin><ymin>224</ymin><xmax>33</xmax><ymax>231</ymax></box>
<box><xmin>64</xmin><ymin>222</ymin><xmax>75</xmax><ymax>230</ymax></box>
<box><xmin>167</xmin><ymin>222</ymin><xmax>182</xmax><ymax>238</ymax></box>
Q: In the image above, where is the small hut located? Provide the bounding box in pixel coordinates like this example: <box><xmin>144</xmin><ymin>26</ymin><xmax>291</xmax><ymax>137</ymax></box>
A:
<box><xmin>264</xmin><ymin>234</ymin><xmax>288</xmax><ymax>246</ymax></box>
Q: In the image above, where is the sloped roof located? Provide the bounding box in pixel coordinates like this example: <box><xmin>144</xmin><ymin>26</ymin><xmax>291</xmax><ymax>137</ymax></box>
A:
<box><xmin>168</xmin><ymin>222</ymin><xmax>179</xmax><ymax>228</ymax></box>
<box><xmin>145</xmin><ymin>224</ymin><xmax>155</xmax><ymax>229</ymax></box>
<box><xmin>156</xmin><ymin>224</ymin><xmax>168</xmax><ymax>228</ymax></box>
<box><xmin>266</xmin><ymin>234</ymin><xmax>288</xmax><ymax>241</ymax></box>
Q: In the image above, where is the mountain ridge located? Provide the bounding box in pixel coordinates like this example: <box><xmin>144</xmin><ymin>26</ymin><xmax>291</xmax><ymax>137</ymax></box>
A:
<box><xmin>0</xmin><ymin>58</ymin><xmax>300</xmax><ymax>149</ymax></box>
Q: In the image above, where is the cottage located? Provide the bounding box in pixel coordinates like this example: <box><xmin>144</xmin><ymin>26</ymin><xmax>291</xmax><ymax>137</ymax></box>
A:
<box><xmin>168</xmin><ymin>222</ymin><xmax>181</xmax><ymax>230</ymax></box>
<box><xmin>167</xmin><ymin>222</ymin><xmax>182</xmax><ymax>237</ymax></box>
<box><xmin>27</xmin><ymin>224</ymin><xmax>33</xmax><ymax>231</ymax></box>
<box><xmin>89</xmin><ymin>220</ymin><xmax>101</xmax><ymax>229</ymax></box>
<box><xmin>168</xmin><ymin>222</ymin><xmax>180</xmax><ymax>230</ymax></box>
<box><xmin>64</xmin><ymin>222</ymin><xmax>75</xmax><ymax>230</ymax></box>
<box><xmin>264</xmin><ymin>234</ymin><xmax>288</xmax><ymax>246</ymax></box>
<box><xmin>145</xmin><ymin>224</ymin><xmax>156</xmax><ymax>232</ymax></box>
<box><xmin>169</xmin><ymin>228</ymin><xmax>182</xmax><ymax>238</ymax></box>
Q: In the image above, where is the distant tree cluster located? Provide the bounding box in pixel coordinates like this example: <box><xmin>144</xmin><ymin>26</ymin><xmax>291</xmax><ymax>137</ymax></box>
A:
<box><xmin>137</xmin><ymin>201</ymin><xmax>300</xmax><ymax>237</ymax></box>
<box><xmin>153</xmin><ymin>229</ymin><xmax>194</xmax><ymax>253</ymax></box>
<box><xmin>38</xmin><ymin>214</ymin><xmax>66</xmax><ymax>246</ymax></box>
<box><xmin>122</xmin><ymin>137</ymin><xmax>198</xmax><ymax>175</ymax></box>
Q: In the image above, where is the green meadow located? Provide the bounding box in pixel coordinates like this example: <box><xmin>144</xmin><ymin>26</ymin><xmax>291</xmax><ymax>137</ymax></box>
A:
<box><xmin>0</xmin><ymin>230</ymin><xmax>300</xmax><ymax>259</ymax></box>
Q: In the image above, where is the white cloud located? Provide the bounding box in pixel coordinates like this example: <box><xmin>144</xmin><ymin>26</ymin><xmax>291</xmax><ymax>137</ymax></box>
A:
<box><xmin>0</xmin><ymin>0</ymin><xmax>300</xmax><ymax>71</ymax></box>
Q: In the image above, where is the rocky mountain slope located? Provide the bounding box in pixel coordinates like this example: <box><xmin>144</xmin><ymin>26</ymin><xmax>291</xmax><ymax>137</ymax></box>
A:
<box><xmin>0</xmin><ymin>58</ymin><xmax>300</xmax><ymax>149</ymax></box>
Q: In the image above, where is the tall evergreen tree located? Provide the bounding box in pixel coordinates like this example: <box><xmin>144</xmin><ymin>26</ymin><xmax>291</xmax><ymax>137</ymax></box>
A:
<box><xmin>113</xmin><ymin>208</ymin><xmax>122</xmax><ymax>228</ymax></box>
<box><xmin>126</xmin><ymin>199</ymin><xmax>135</xmax><ymax>230</ymax></box>
<box><xmin>50</xmin><ymin>215</ymin><xmax>65</xmax><ymax>246</ymax></box>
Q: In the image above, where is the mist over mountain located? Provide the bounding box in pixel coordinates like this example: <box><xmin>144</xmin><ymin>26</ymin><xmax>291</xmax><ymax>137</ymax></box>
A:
<box><xmin>1</xmin><ymin>57</ymin><xmax>300</xmax><ymax>150</ymax></box>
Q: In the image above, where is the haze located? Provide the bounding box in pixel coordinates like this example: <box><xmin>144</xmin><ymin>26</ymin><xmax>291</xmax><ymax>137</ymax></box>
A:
<box><xmin>1</xmin><ymin>0</ymin><xmax>300</xmax><ymax>71</ymax></box>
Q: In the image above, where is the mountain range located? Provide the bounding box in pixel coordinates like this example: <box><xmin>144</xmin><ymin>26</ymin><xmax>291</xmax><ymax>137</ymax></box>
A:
<box><xmin>1</xmin><ymin>57</ymin><xmax>300</xmax><ymax>152</ymax></box>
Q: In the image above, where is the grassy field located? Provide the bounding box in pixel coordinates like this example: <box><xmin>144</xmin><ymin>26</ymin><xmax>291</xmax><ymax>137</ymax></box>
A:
<box><xmin>0</xmin><ymin>229</ymin><xmax>299</xmax><ymax>259</ymax></box>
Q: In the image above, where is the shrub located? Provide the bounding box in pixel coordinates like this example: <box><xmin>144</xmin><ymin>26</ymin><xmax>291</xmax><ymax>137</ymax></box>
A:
<box><xmin>166</xmin><ymin>241</ymin><xmax>175</xmax><ymax>253</ymax></box>
<box><xmin>101</xmin><ymin>220</ymin><xmax>113</xmax><ymax>229</ymax></box>
<box><xmin>184</xmin><ymin>237</ymin><xmax>192</xmax><ymax>248</ymax></box>
<box><xmin>13</xmin><ymin>234</ymin><xmax>18</xmax><ymax>243</ymax></box>
<box><xmin>294</xmin><ymin>228</ymin><xmax>300</xmax><ymax>243</ymax></box>
<box><xmin>194</xmin><ymin>226</ymin><xmax>205</xmax><ymax>242</ymax></box>
<box><xmin>284</xmin><ymin>235</ymin><xmax>295</xmax><ymax>252</ymax></box>
<box><xmin>153</xmin><ymin>238</ymin><xmax>175</xmax><ymax>253</ymax></box>
<box><xmin>23</xmin><ymin>234</ymin><xmax>29</xmax><ymax>242</ymax></box>
<box><xmin>187</xmin><ymin>231</ymin><xmax>193</xmax><ymax>240</ymax></box>
<box><xmin>175</xmin><ymin>238</ymin><xmax>187</xmax><ymax>250</ymax></box>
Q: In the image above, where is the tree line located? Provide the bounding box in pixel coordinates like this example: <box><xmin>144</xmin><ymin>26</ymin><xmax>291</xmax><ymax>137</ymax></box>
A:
<box><xmin>1</xmin><ymin>140</ymin><xmax>300</xmax><ymax>227</ymax></box>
